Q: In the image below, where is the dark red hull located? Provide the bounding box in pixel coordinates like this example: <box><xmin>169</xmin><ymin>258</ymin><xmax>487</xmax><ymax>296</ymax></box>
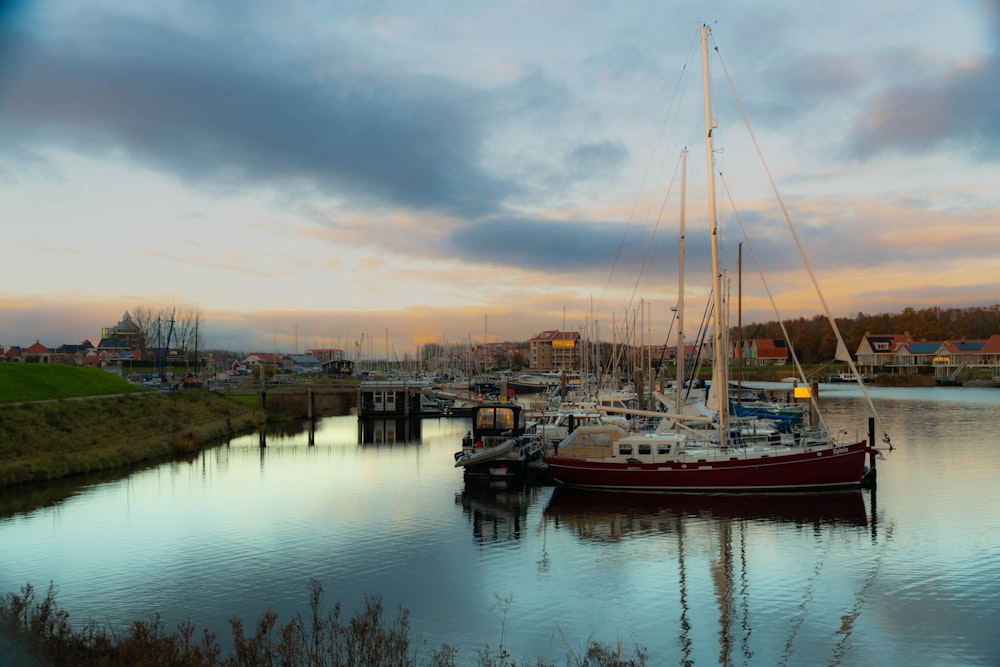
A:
<box><xmin>544</xmin><ymin>440</ymin><xmax>871</xmax><ymax>492</ymax></box>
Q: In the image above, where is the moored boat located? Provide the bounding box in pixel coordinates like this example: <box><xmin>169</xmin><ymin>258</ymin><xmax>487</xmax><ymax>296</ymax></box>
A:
<box><xmin>454</xmin><ymin>403</ymin><xmax>547</xmax><ymax>487</ymax></box>
<box><xmin>506</xmin><ymin>372</ymin><xmax>565</xmax><ymax>394</ymax></box>
<box><xmin>828</xmin><ymin>371</ymin><xmax>875</xmax><ymax>384</ymax></box>
<box><xmin>544</xmin><ymin>422</ymin><xmax>873</xmax><ymax>492</ymax></box>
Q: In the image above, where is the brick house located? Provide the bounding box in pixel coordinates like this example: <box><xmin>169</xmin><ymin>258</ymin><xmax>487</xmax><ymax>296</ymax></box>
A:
<box><xmin>528</xmin><ymin>330</ymin><xmax>580</xmax><ymax>371</ymax></box>
<box><xmin>21</xmin><ymin>340</ymin><xmax>53</xmax><ymax>363</ymax></box>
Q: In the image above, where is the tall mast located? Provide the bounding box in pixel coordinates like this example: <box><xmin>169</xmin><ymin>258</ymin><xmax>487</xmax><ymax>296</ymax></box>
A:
<box><xmin>676</xmin><ymin>147</ymin><xmax>687</xmax><ymax>413</ymax></box>
<box><xmin>701</xmin><ymin>25</ymin><xmax>727</xmax><ymax>440</ymax></box>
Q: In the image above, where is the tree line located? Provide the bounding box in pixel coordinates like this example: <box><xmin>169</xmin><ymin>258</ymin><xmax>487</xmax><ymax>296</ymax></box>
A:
<box><xmin>738</xmin><ymin>304</ymin><xmax>1000</xmax><ymax>364</ymax></box>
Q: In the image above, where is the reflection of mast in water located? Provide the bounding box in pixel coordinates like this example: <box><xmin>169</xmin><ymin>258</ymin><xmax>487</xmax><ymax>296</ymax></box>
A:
<box><xmin>829</xmin><ymin>520</ymin><xmax>894</xmax><ymax>666</ymax></box>
<box><xmin>780</xmin><ymin>533</ymin><xmax>833</xmax><ymax>666</ymax></box>
<box><xmin>737</xmin><ymin>524</ymin><xmax>751</xmax><ymax>661</ymax></box>
<box><xmin>676</xmin><ymin>516</ymin><xmax>692</xmax><ymax>664</ymax></box>
<box><xmin>536</xmin><ymin>514</ymin><xmax>550</xmax><ymax>574</ymax></box>
<box><xmin>542</xmin><ymin>486</ymin><xmax>872</xmax><ymax>661</ymax></box>
<box><xmin>711</xmin><ymin>520</ymin><xmax>734</xmax><ymax>666</ymax></box>
<box><xmin>711</xmin><ymin>519</ymin><xmax>753</xmax><ymax>667</ymax></box>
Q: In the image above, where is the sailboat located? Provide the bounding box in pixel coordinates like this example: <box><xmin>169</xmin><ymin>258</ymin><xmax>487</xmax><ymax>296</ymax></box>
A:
<box><xmin>543</xmin><ymin>26</ymin><xmax>881</xmax><ymax>492</ymax></box>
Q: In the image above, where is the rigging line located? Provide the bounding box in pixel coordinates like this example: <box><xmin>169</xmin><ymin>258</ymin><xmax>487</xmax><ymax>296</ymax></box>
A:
<box><xmin>712</xmin><ymin>43</ymin><xmax>890</xmax><ymax>441</ymax></box>
<box><xmin>683</xmin><ymin>291</ymin><xmax>714</xmax><ymax>402</ymax></box>
<box><xmin>596</xmin><ymin>33</ymin><xmax>700</xmax><ymax>321</ymax></box>
<box><xmin>717</xmin><ymin>171</ymin><xmax>830</xmax><ymax>434</ymax></box>
<box><xmin>625</xmin><ymin>151</ymin><xmax>684</xmax><ymax>313</ymax></box>
<box><xmin>654</xmin><ymin>309</ymin><xmax>678</xmax><ymax>374</ymax></box>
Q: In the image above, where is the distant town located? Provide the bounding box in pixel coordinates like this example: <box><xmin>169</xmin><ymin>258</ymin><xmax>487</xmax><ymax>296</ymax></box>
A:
<box><xmin>5</xmin><ymin>306</ymin><xmax>1000</xmax><ymax>387</ymax></box>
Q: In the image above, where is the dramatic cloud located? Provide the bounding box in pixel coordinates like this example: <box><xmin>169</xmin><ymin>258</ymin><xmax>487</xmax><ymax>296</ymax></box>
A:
<box><xmin>1</xmin><ymin>1</ymin><xmax>998</xmax><ymax>354</ymax></box>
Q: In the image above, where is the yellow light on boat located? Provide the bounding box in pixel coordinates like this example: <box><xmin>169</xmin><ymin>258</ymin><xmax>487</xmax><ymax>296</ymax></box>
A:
<box><xmin>793</xmin><ymin>386</ymin><xmax>812</xmax><ymax>399</ymax></box>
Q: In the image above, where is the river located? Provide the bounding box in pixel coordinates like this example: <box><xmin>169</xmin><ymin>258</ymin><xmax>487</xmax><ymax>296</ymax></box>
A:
<box><xmin>2</xmin><ymin>384</ymin><xmax>999</xmax><ymax>665</ymax></box>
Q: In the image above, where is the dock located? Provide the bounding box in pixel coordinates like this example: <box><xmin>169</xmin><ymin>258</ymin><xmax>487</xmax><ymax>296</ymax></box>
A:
<box><xmin>357</xmin><ymin>380</ymin><xmax>479</xmax><ymax>418</ymax></box>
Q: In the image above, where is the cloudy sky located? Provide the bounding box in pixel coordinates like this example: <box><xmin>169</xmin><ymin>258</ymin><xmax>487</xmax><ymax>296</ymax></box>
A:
<box><xmin>2</xmin><ymin>0</ymin><xmax>998</xmax><ymax>358</ymax></box>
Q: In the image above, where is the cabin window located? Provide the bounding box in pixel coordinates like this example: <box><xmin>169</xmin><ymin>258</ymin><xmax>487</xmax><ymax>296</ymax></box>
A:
<box><xmin>657</xmin><ymin>445</ymin><xmax>671</xmax><ymax>455</ymax></box>
<box><xmin>578</xmin><ymin>432</ymin><xmax>613</xmax><ymax>449</ymax></box>
<box><xmin>476</xmin><ymin>408</ymin><xmax>517</xmax><ymax>431</ymax></box>
<box><xmin>638</xmin><ymin>444</ymin><xmax>651</xmax><ymax>455</ymax></box>
<box><xmin>618</xmin><ymin>444</ymin><xmax>633</xmax><ymax>456</ymax></box>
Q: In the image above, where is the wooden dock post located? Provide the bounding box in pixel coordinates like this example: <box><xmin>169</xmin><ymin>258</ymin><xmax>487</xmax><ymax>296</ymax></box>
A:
<box><xmin>865</xmin><ymin>416</ymin><xmax>878</xmax><ymax>488</ymax></box>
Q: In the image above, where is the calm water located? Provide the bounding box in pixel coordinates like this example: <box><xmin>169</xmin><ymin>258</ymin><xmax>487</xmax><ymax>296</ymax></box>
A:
<box><xmin>2</xmin><ymin>385</ymin><xmax>999</xmax><ymax>665</ymax></box>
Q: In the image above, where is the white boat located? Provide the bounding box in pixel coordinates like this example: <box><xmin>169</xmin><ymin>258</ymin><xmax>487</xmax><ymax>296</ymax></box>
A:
<box><xmin>528</xmin><ymin>406</ymin><xmax>631</xmax><ymax>446</ymax></box>
<box><xmin>828</xmin><ymin>371</ymin><xmax>875</xmax><ymax>384</ymax></box>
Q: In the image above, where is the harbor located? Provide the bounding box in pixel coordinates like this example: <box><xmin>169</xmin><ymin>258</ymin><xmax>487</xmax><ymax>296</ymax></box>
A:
<box><xmin>2</xmin><ymin>383</ymin><xmax>998</xmax><ymax>664</ymax></box>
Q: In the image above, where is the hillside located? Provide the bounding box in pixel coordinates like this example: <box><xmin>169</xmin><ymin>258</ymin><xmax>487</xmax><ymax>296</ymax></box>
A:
<box><xmin>0</xmin><ymin>364</ymin><xmax>146</xmax><ymax>403</ymax></box>
<box><xmin>0</xmin><ymin>365</ymin><xmax>263</xmax><ymax>486</ymax></box>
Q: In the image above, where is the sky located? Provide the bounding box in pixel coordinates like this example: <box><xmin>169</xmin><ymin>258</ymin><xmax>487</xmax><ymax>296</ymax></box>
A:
<box><xmin>1</xmin><ymin>0</ymin><xmax>999</xmax><ymax>359</ymax></box>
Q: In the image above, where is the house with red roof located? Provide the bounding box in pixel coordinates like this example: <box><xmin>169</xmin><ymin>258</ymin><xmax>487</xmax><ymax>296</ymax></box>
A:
<box><xmin>857</xmin><ymin>332</ymin><xmax>1000</xmax><ymax>380</ymax></box>
<box><xmin>21</xmin><ymin>340</ymin><xmax>53</xmax><ymax>363</ymax></box>
<box><xmin>742</xmin><ymin>339</ymin><xmax>790</xmax><ymax>366</ymax></box>
<box><xmin>979</xmin><ymin>335</ymin><xmax>1000</xmax><ymax>365</ymax></box>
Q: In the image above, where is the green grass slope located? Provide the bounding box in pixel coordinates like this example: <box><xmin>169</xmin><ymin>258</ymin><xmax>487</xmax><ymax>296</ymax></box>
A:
<box><xmin>0</xmin><ymin>365</ymin><xmax>263</xmax><ymax>486</ymax></box>
<box><xmin>0</xmin><ymin>364</ymin><xmax>146</xmax><ymax>403</ymax></box>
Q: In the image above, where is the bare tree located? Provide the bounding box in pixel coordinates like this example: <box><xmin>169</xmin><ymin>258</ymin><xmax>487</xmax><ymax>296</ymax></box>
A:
<box><xmin>172</xmin><ymin>308</ymin><xmax>196</xmax><ymax>355</ymax></box>
<box><xmin>130</xmin><ymin>306</ymin><xmax>157</xmax><ymax>350</ymax></box>
<box><xmin>132</xmin><ymin>305</ymin><xmax>205</xmax><ymax>357</ymax></box>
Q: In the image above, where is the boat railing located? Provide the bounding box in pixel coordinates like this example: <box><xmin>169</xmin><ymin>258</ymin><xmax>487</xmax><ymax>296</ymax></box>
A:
<box><xmin>795</xmin><ymin>425</ymin><xmax>836</xmax><ymax>446</ymax></box>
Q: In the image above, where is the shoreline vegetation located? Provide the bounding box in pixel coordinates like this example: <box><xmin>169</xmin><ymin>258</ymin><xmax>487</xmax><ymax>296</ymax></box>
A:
<box><xmin>0</xmin><ymin>581</ymin><xmax>649</xmax><ymax>667</ymax></box>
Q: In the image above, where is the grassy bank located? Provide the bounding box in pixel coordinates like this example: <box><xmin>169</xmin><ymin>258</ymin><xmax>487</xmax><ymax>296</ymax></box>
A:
<box><xmin>0</xmin><ymin>364</ymin><xmax>147</xmax><ymax>403</ymax></box>
<box><xmin>0</xmin><ymin>365</ymin><xmax>263</xmax><ymax>486</ymax></box>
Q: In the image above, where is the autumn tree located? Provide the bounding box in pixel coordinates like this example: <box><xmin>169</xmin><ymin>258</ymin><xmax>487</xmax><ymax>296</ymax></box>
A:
<box><xmin>733</xmin><ymin>304</ymin><xmax>1000</xmax><ymax>363</ymax></box>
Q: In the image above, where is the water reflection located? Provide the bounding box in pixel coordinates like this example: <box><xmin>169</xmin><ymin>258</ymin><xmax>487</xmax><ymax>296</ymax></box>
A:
<box><xmin>542</xmin><ymin>486</ymin><xmax>882</xmax><ymax>666</ymax></box>
<box><xmin>0</xmin><ymin>456</ymin><xmax>202</xmax><ymax>520</ymax></box>
<box><xmin>543</xmin><ymin>487</ymin><xmax>871</xmax><ymax>542</ymax></box>
<box><xmin>358</xmin><ymin>418</ymin><xmax>423</xmax><ymax>445</ymax></box>
<box><xmin>455</xmin><ymin>486</ymin><xmax>540</xmax><ymax>543</ymax></box>
<box><xmin>3</xmin><ymin>390</ymin><xmax>999</xmax><ymax>665</ymax></box>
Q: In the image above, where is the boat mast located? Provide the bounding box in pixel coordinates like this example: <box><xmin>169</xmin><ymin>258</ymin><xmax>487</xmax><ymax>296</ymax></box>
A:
<box><xmin>701</xmin><ymin>25</ymin><xmax>728</xmax><ymax>441</ymax></box>
<box><xmin>676</xmin><ymin>147</ymin><xmax>687</xmax><ymax>413</ymax></box>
